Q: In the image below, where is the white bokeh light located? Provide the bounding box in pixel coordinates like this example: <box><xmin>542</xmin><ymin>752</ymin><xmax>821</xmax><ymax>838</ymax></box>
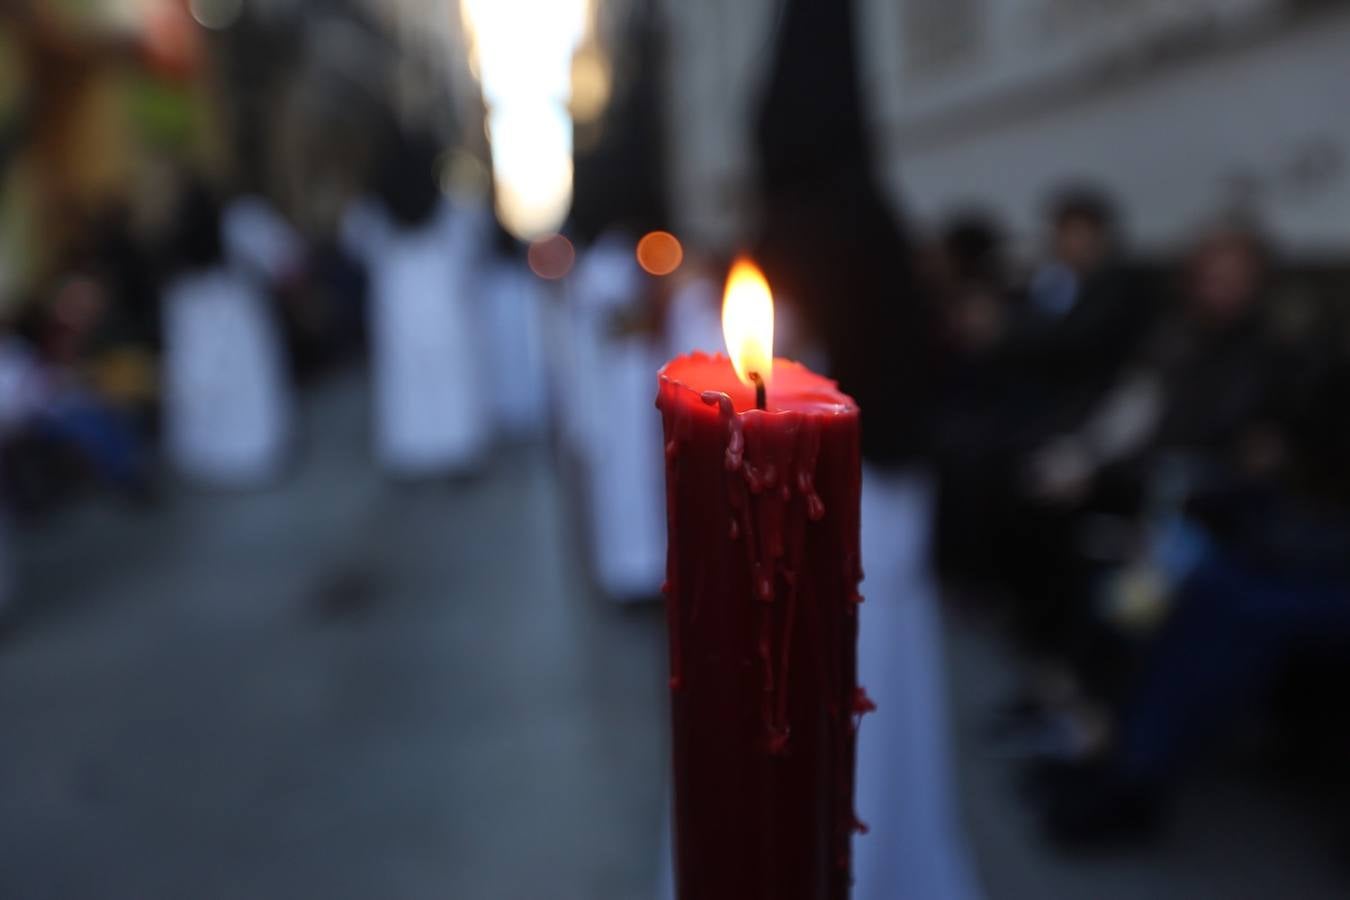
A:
<box><xmin>189</xmin><ymin>0</ymin><xmax>243</xmax><ymax>30</ymax></box>
<box><xmin>461</xmin><ymin>0</ymin><xmax>590</xmax><ymax>240</ymax></box>
<box><xmin>488</xmin><ymin>103</ymin><xmax>575</xmax><ymax>240</ymax></box>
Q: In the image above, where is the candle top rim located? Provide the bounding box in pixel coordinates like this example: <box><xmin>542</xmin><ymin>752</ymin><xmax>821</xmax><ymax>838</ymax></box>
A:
<box><xmin>659</xmin><ymin>351</ymin><xmax>858</xmax><ymax>416</ymax></box>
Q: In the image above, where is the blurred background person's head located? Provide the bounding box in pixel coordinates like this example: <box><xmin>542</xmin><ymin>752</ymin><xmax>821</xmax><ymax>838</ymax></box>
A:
<box><xmin>1183</xmin><ymin>221</ymin><xmax>1271</xmax><ymax>328</ymax></box>
<box><xmin>940</xmin><ymin>212</ymin><xmax>1007</xmax><ymax>292</ymax></box>
<box><xmin>1046</xmin><ymin>184</ymin><xmax>1118</xmax><ymax>276</ymax></box>
<box><xmin>374</xmin><ymin>130</ymin><xmax>443</xmax><ymax>233</ymax></box>
<box><xmin>166</xmin><ymin>177</ymin><xmax>225</xmax><ymax>276</ymax></box>
<box><xmin>934</xmin><ymin>211</ymin><xmax>1010</xmax><ymax>355</ymax></box>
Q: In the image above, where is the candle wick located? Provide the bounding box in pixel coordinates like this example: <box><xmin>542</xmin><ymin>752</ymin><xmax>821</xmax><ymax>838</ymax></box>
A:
<box><xmin>750</xmin><ymin>372</ymin><xmax>766</xmax><ymax>411</ymax></box>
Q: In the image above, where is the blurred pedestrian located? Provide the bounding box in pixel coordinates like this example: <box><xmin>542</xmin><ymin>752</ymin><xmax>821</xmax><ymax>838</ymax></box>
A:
<box><xmin>161</xmin><ymin>179</ymin><xmax>292</xmax><ymax>487</ymax></box>
<box><xmin>344</xmin><ymin>131</ymin><xmax>489</xmax><ymax>477</ymax></box>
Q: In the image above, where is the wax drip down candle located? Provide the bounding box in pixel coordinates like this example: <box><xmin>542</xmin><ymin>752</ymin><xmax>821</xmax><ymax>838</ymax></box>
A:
<box><xmin>656</xmin><ymin>259</ymin><xmax>869</xmax><ymax>900</ymax></box>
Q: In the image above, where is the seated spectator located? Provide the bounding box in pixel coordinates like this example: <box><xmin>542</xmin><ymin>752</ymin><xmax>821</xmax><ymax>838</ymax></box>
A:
<box><xmin>935</xmin><ymin>186</ymin><xmax>1157</xmax><ymax>645</ymax></box>
<box><xmin>1041</xmin><ymin>359</ymin><xmax>1350</xmax><ymax>844</ymax></box>
<box><xmin>1010</xmin><ymin>184</ymin><xmax>1157</xmax><ymax>427</ymax></box>
<box><xmin>932</xmin><ymin>211</ymin><xmax>1012</xmax><ymax>360</ymax></box>
<box><xmin>1030</xmin><ymin>222</ymin><xmax>1292</xmax><ymax>505</ymax></box>
<box><xmin>929</xmin><ymin>211</ymin><xmax>1024</xmax><ymax>585</ymax></box>
<box><xmin>1019</xmin><ymin>223</ymin><xmax>1349</xmax><ymax>842</ymax></box>
<box><xmin>976</xmin><ymin>222</ymin><xmax>1295</xmax><ymax>764</ymax></box>
<box><xmin>15</xmin><ymin>269</ymin><xmax>153</xmax><ymax>504</ymax></box>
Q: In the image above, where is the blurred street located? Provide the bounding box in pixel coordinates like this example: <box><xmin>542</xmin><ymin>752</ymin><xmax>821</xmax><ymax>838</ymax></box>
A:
<box><xmin>0</xmin><ymin>372</ymin><xmax>667</xmax><ymax>900</ymax></box>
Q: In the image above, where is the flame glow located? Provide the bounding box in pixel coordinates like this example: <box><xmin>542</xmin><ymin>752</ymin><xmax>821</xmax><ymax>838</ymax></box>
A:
<box><xmin>721</xmin><ymin>258</ymin><xmax>774</xmax><ymax>387</ymax></box>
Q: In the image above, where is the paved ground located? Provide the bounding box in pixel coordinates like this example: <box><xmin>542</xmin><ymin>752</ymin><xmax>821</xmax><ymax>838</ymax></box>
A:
<box><xmin>2</xmin><ymin>376</ymin><xmax>667</xmax><ymax>900</ymax></box>
<box><xmin>3</xmin><ymin>373</ymin><xmax>1348</xmax><ymax>899</ymax></box>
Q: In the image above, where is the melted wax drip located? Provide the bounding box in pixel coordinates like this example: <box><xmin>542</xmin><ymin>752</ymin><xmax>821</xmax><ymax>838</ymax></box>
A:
<box><xmin>690</xmin><ymin>390</ymin><xmax>832</xmax><ymax>757</ymax></box>
<box><xmin>851</xmin><ymin>686</ymin><xmax>877</xmax><ymax>733</ymax></box>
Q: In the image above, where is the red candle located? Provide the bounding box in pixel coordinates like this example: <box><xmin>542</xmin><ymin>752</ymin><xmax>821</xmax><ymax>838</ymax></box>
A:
<box><xmin>656</xmin><ymin>260</ymin><xmax>868</xmax><ymax>900</ymax></box>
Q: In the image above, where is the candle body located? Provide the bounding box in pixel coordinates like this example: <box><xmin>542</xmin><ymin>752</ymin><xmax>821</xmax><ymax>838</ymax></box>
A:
<box><xmin>657</xmin><ymin>353</ymin><xmax>866</xmax><ymax>900</ymax></box>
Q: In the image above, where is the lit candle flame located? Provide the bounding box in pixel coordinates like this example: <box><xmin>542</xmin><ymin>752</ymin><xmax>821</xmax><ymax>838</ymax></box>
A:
<box><xmin>721</xmin><ymin>258</ymin><xmax>774</xmax><ymax>388</ymax></box>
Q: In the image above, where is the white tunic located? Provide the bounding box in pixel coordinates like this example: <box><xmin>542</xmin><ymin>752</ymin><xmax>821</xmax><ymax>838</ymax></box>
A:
<box><xmin>564</xmin><ymin>235</ymin><xmax>666</xmax><ymax>600</ymax></box>
<box><xmin>350</xmin><ymin>200</ymin><xmax>489</xmax><ymax>476</ymax></box>
<box><xmin>162</xmin><ymin>267</ymin><xmax>291</xmax><ymax>487</ymax></box>
<box><xmin>853</xmin><ymin>468</ymin><xmax>985</xmax><ymax>900</ymax></box>
<box><xmin>477</xmin><ymin>257</ymin><xmax>549</xmax><ymax>439</ymax></box>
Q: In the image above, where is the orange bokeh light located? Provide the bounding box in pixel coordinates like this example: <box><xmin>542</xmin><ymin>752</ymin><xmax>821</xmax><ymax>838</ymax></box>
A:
<box><xmin>527</xmin><ymin>234</ymin><xmax>576</xmax><ymax>280</ymax></box>
<box><xmin>636</xmin><ymin>231</ymin><xmax>684</xmax><ymax>276</ymax></box>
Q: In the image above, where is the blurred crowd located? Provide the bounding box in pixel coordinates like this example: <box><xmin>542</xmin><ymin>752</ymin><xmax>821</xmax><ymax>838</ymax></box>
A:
<box><xmin>0</xmin><ymin>1</ymin><xmax>492</xmax><ymax>515</ymax></box>
<box><xmin>924</xmin><ymin>188</ymin><xmax>1350</xmax><ymax>846</ymax></box>
<box><xmin>0</xmin><ymin>2</ymin><xmax>539</xmax><ymax>629</ymax></box>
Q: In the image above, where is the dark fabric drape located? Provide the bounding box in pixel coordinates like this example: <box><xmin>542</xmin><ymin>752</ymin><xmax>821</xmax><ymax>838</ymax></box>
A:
<box><xmin>753</xmin><ymin>0</ymin><xmax>936</xmax><ymax>466</ymax></box>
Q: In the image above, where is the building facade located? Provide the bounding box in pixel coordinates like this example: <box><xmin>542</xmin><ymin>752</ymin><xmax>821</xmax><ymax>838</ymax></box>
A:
<box><xmin>662</xmin><ymin>0</ymin><xmax>1350</xmax><ymax>256</ymax></box>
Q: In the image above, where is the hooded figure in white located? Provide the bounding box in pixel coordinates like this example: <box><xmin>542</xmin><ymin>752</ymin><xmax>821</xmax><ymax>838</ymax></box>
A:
<box><xmin>162</xmin><ymin>185</ymin><xmax>292</xmax><ymax>488</ymax></box>
<box><xmin>565</xmin><ymin>232</ymin><xmax>665</xmax><ymax>601</ymax></box>
<box><xmin>343</xmin><ymin>134</ymin><xmax>490</xmax><ymax>477</ymax></box>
